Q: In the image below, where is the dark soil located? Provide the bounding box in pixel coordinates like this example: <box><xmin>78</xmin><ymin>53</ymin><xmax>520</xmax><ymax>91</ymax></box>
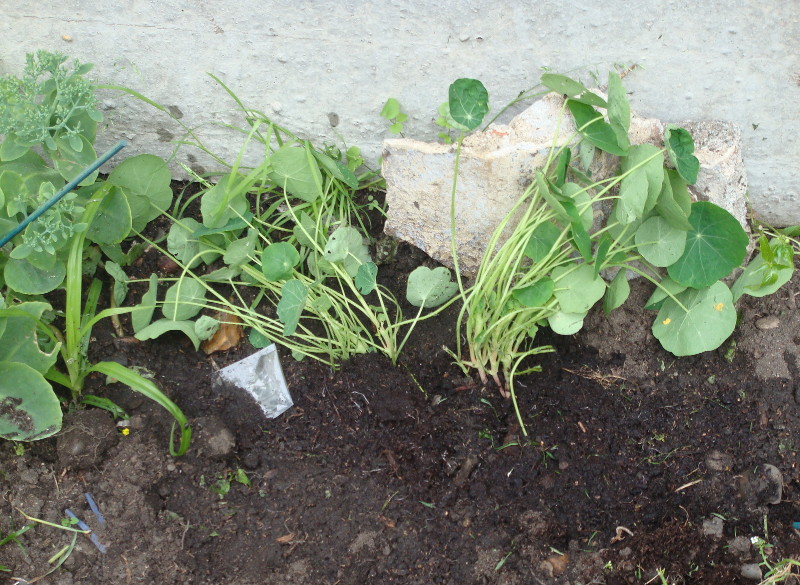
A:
<box><xmin>3</xmin><ymin>194</ymin><xmax>800</xmax><ymax>584</ymax></box>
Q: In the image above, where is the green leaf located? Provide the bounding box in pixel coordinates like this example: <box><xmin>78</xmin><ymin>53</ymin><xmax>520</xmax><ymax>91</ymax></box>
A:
<box><xmin>0</xmin><ymin>133</ymin><xmax>31</xmax><ymax>162</ymax></box>
<box><xmin>104</xmin><ymin>260</ymin><xmax>129</xmax><ymax>306</ymax></box>
<box><xmin>540</xmin><ymin>74</ymin><xmax>607</xmax><ymax>107</ymax></box>
<box><xmin>261</xmin><ymin>242</ymin><xmax>300</xmax><ymax>281</ymax></box>
<box><xmin>52</xmin><ymin>136</ymin><xmax>97</xmax><ymax>185</ymax></box>
<box><xmin>406</xmin><ymin>266</ymin><xmax>458</xmax><ymax>308</ymax></box>
<box><xmin>644</xmin><ymin>277</ymin><xmax>687</xmax><ymax>311</ymax></box>
<box><xmin>512</xmin><ymin>278</ymin><xmax>554</xmax><ymax>308</ymax></box>
<box><xmin>311</xmin><ymin>150</ymin><xmax>359</xmax><ymax>190</ymax></box>
<box><xmin>0</xmin><ymin>361</ymin><xmax>61</xmax><ymax>441</ymax></box>
<box><xmin>667</xmin><ymin>201</ymin><xmax>748</xmax><ymax>288</ymax></box>
<box><xmin>132</xmin><ymin>273</ymin><xmax>158</xmax><ymax>333</ymax></box>
<box><xmin>292</xmin><ymin>211</ymin><xmax>319</xmax><ymax>248</ymax></box>
<box><xmin>199</xmin><ymin>178</ymin><xmax>249</xmax><ymax>229</ymax></box>
<box><xmin>448</xmin><ymin>79</ymin><xmax>489</xmax><ymax>131</ymax></box>
<box><xmin>548</xmin><ymin>310</ymin><xmax>587</xmax><ymax>335</ymax></box>
<box><xmin>355</xmin><ymin>262</ymin><xmax>378</xmax><ymax>295</ymax></box>
<box><xmin>323</xmin><ymin>226</ymin><xmax>371</xmax><ymax>277</ymax></box>
<box><xmin>604</xmin><ymin>270</ymin><xmax>630</xmax><ymax>314</ymax></box>
<box><xmin>562</xmin><ymin>199</ymin><xmax>591</xmax><ymax>261</ymax></box>
<box><xmin>617</xmin><ymin>145</ymin><xmax>664</xmax><ymax>224</ymax></box>
<box><xmin>249</xmin><ymin>328</ymin><xmax>271</xmax><ymax>349</ymax></box>
<box><xmin>652</xmin><ymin>281</ymin><xmax>735</xmax><ymax>356</ymax></box>
<box><xmin>634</xmin><ymin>216</ymin><xmax>687</xmax><ymax>267</ymax></box>
<box><xmin>277</xmin><ymin>279</ymin><xmax>308</xmax><ymax>336</ymax></box>
<box><xmin>269</xmin><ymin>145</ymin><xmax>323</xmax><ymax>203</ymax></box>
<box><xmin>561</xmin><ymin>182</ymin><xmax>593</xmax><ymax>231</ymax></box>
<box><xmin>223</xmin><ymin>229</ymin><xmax>258</xmax><ymax>267</ymax></box>
<box><xmin>552</xmin><ymin>263</ymin><xmax>606</xmax><ymax>314</ymax></box>
<box><xmin>4</xmin><ymin>256</ymin><xmax>66</xmax><ymax>294</ymax></box>
<box><xmin>108</xmin><ymin>154</ymin><xmax>173</xmax><ymax>231</ymax></box>
<box><xmin>607</xmin><ymin>72</ymin><xmax>630</xmax><ymax>138</ymax></box>
<box><xmin>0</xmin><ymin>302</ymin><xmax>60</xmax><ymax>373</ymax></box>
<box><xmin>194</xmin><ymin>315</ymin><xmax>220</xmax><ymax>341</ymax></box>
<box><xmin>162</xmin><ymin>278</ymin><xmax>206</xmax><ymax>321</ymax></box>
<box><xmin>554</xmin><ymin>148</ymin><xmax>571</xmax><ymax>188</ymax></box>
<box><xmin>85</xmin><ymin>185</ymin><xmax>133</xmax><ymax>244</ymax></box>
<box><xmin>664</xmin><ymin>126</ymin><xmax>700</xmax><ymax>184</ymax></box>
<box><xmin>135</xmin><ymin>318</ymin><xmax>201</xmax><ymax>351</ymax></box>
<box><xmin>593</xmin><ymin>234</ymin><xmax>613</xmax><ymax>277</ymax></box>
<box><xmin>380</xmin><ymin>98</ymin><xmax>401</xmax><ymax>120</ymax></box>
<box><xmin>566</xmin><ymin>99</ymin><xmax>628</xmax><ymax>156</ymax></box>
<box><xmin>731</xmin><ymin>238</ymin><xmax>794</xmax><ymax>302</ymax></box>
<box><xmin>654</xmin><ymin>169</ymin><xmax>692</xmax><ymax>231</ymax></box>
<box><xmin>524</xmin><ymin>221</ymin><xmax>562</xmax><ymax>262</ymax></box>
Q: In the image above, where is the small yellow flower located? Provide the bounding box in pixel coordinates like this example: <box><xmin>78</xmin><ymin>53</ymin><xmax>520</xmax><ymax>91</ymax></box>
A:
<box><xmin>121</xmin><ymin>427</ymin><xmax>130</xmax><ymax>436</ymax></box>
<box><xmin>714</xmin><ymin>303</ymin><xmax>724</xmax><ymax>311</ymax></box>
<box><xmin>662</xmin><ymin>318</ymin><xmax>671</xmax><ymax>325</ymax></box>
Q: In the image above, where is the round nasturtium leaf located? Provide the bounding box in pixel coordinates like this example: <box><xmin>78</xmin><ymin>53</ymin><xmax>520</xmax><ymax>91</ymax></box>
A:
<box><xmin>552</xmin><ymin>263</ymin><xmax>606</xmax><ymax>314</ymax></box>
<box><xmin>406</xmin><ymin>266</ymin><xmax>458</xmax><ymax>308</ymax></box>
<box><xmin>634</xmin><ymin>216</ymin><xmax>687</xmax><ymax>267</ymax></box>
<box><xmin>4</xmin><ymin>256</ymin><xmax>66</xmax><ymax>295</ymax></box>
<box><xmin>512</xmin><ymin>277</ymin><xmax>554</xmax><ymax>308</ymax></box>
<box><xmin>524</xmin><ymin>221</ymin><xmax>562</xmax><ymax>262</ymax></box>
<box><xmin>652</xmin><ymin>280</ymin><xmax>736</xmax><ymax>356</ymax></box>
<box><xmin>261</xmin><ymin>242</ymin><xmax>300</xmax><ymax>281</ymax></box>
<box><xmin>448</xmin><ymin>79</ymin><xmax>489</xmax><ymax>131</ymax></box>
<box><xmin>0</xmin><ymin>361</ymin><xmax>62</xmax><ymax>441</ymax></box>
<box><xmin>667</xmin><ymin>202</ymin><xmax>748</xmax><ymax>289</ymax></box>
<box><xmin>162</xmin><ymin>278</ymin><xmax>206</xmax><ymax>321</ymax></box>
<box><xmin>548</xmin><ymin>310</ymin><xmax>586</xmax><ymax>335</ymax></box>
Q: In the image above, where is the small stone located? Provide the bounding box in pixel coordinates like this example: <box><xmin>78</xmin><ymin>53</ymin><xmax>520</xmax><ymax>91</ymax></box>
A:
<box><xmin>195</xmin><ymin>416</ymin><xmax>235</xmax><ymax>459</ymax></box>
<box><xmin>458</xmin><ymin>33</ymin><xmax>470</xmax><ymax>42</ymax></box>
<box><xmin>702</xmin><ymin>516</ymin><xmax>724</xmax><ymax>538</ymax></box>
<box><xmin>166</xmin><ymin>463</ymin><xmax>177</xmax><ymax>472</ymax></box>
<box><xmin>242</xmin><ymin>451</ymin><xmax>260</xmax><ymax>470</ymax></box>
<box><xmin>727</xmin><ymin>536</ymin><xmax>752</xmax><ymax>558</ymax></box>
<box><xmin>741</xmin><ymin>563</ymin><xmax>762</xmax><ymax>580</ymax></box>
<box><xmin>705</xmin><ymin>449</ymin><xmax>734</xmax><ymax>472</ymax></box>
<box><xmin>755</xmin><ymin>315</ymin><xmax>780</xmax><ymax>330</ymax></box>
<box><xmin>739</xmin><ymin>464</ymin><xmax>783</xmax><ymax>506</ymax></box>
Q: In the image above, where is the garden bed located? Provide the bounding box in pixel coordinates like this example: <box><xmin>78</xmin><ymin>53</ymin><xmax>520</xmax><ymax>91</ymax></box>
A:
<box><xmin>2</xmin><ymin>212</ymin><xmax>800</xmax><ymax>585</ymax></box>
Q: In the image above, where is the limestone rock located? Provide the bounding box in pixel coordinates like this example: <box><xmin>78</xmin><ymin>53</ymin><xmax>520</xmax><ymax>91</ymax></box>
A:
<box><xmin>383</xmin><ymin>94</ymin><xmax>748</xmax><ymax>276</ymax></box>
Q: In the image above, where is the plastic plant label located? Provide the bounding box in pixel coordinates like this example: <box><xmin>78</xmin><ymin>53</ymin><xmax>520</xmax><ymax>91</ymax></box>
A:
<box><xmin>214</xmin><ymin>344</ymin><xmax>293</xmax><ymax>418</ymax></box>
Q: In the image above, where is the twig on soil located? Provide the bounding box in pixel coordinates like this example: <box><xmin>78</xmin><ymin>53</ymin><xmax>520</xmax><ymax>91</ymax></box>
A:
<box><xmin>674</xmin><ymin>479</ymin><xmax>703</xmax><ymax>492</ymax></box>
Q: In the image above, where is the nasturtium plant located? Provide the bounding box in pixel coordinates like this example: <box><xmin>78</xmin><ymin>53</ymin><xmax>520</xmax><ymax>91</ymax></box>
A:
<box><xmin>406</xmin><ymin>266</ymin><xmax>458</xmax><ymax>308</ymax></box>
<box><xmin>667</xmin><ymin>201</ymin><xmax>748</xmax><ymax>288</ymax></box>
<box><xmin>448</xmin><ymin>79</ymin><xmax>489</xmax><ymax>131</ymax></box>
<box><xmin>277</xmin><ymin>279</ymin><xmax>308</xmax><ymax>335</ymax></box>
<box><xmin>261</xmin><ymin>242</ymin><xmax>300</xmax><ymax>281</ymax></box>
<box><xmin>162</xmin><ymin>279</ymin><xmax>206</xmax><ymax>321</ymax></box>
<box><xmin>323</xmin><ymin>226</ymin><xmax>371</xmax><ymax>277</ymax></box>
<box><xmin>652</xmin><ymin>281</ymin><xmax>736</xmax><ymax>356</ymax></box>
<box><xmin>0</xmin><ymin>361</ymin><xmax>62</xmax><ymax>441</ymax></box>
<box><xmin>635</xmin><ymin>216</ymin><xmax>686</xmax><ymax>267</ymax></box>
<box><xmin>731</xmin><ymin>237</ymin><xmax>795</xmax><ymax>301</ymax></box>
<box><xmin>269</xmin><ymin>144</ymin><xmax>323</xmax><ymax>203</ymax></box>
<box><xmin>665</xmin><ymin>125</ymin><xmax>700</xmax><ymax>184</ymax></box>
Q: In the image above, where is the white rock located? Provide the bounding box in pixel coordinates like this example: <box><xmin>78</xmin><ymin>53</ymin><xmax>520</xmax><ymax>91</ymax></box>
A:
<box><xmin>383</xmin><ymin>94</ymin><xmax>748</xmax><ymax>276</ymax></box>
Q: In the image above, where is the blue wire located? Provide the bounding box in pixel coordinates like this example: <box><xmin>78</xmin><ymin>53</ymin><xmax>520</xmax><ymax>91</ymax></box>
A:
<box><xmin>0</xmin><ymin>140</ymin><xmax>128</xmax><ymax>248</ymax></box>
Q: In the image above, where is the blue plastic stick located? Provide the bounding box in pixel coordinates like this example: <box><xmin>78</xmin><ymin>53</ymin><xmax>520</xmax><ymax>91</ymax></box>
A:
<box><xmin>0</xmin><ymin>139</ymin><xmax>128</xmax><ymax>249</ymax></box>
<box><xmin>84</xmin><ymin>492</ymin><xmax>105</xmax><ymax>526</ymax></box>
<box><xmin>64</xmin><ymin>509</ymin><xmax>107</xmax><ymax>554</ymax></box>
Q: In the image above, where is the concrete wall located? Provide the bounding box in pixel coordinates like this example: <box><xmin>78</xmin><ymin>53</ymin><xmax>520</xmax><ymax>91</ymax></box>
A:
<box><xmin>2</xmin><ymin>1</ymin><xmax>799</xmax><ymax>225</ymax></box>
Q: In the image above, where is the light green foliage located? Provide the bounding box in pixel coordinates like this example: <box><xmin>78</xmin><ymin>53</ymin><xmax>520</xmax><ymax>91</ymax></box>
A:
<box><xmin>552</xmin><ymin>263</ymin><xmax>606</xmax><ymax>313</ymax></box>
<box><xmin>566</xmin><ymin>99</ymin><xmax>628</xmax><ymax>156</ymax></box>
<box><xmin>269</xmin><ymin>145</ymin><xmax>323</xmax><ymax>203</ymax></box>
<box><xmin>664</xmin><ymin>125</ymin><xmax>700</xmax><ymax>184</ymax></box>
<box><xmin>452</xmin><ymin>70</ymin><xmax>791</xmax><ymax>420</ymax></box>
<box><xmin>277</xmin><ymin>279</ymin><xmax>308</xmax><ymax>336</ymax></box>
<box><xmin>380</xmin><ymin>98</ymin><xmax>408</xmax><ymax>134</ymax></box>
<box><xmin>731</xmin><ymin>236</ymin><xmax>794</xmax><ymax>301</ymax></box>
<box><xmin>132</xmin><ymin>273</ymin><xmax>158</xmax><ymax>333</ymax></box>
<box><xmin>0</xmin><ymin>361</ymin><xmax>62</xmax><ymax>441</ymax></box>
<box><xmin>406</xmin><ymin>266</ymin><xmax>458</xmax><ymax>308</ymax></box>
<box><xmin>261</xmin><ymin>242</ymin><xmax>300</xmax><ymax>281</ymax></box>
<box><xmin>604</xmin><ymin>270</ymin><xmax>630</xmax><ymax>314</ymax></box>
<box><xmin>618</xmin><ymin>145</ymin><xmax>664</xmax><ymax>224</ymax></box>
<box><xmin>355</xmin><ymin>262</ymin><xmax>378</xmax><ymax>295</ymax></box>
<box><xmin>135</xmin><ymin>319</ymin><xmax>202</xmax><ymax>351</ymax></box>
<box><xmin>635</xmin><ymin>216</ymin><xmax>686</xmax><ymax>267</ymax></box>
<box><xmin>652</xmin><ymin>281</ymin><xmax>736</xmax><ymax>355</ymax></box>
<box><xmin>162</xmin><ymin>279</ymin><xmax>206</xmax><ymax>321</ymax></box>
<box><xmin>323</xmin><ymin>226</ymin><xmax>371</xmax><ymax>277</ymax></box>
